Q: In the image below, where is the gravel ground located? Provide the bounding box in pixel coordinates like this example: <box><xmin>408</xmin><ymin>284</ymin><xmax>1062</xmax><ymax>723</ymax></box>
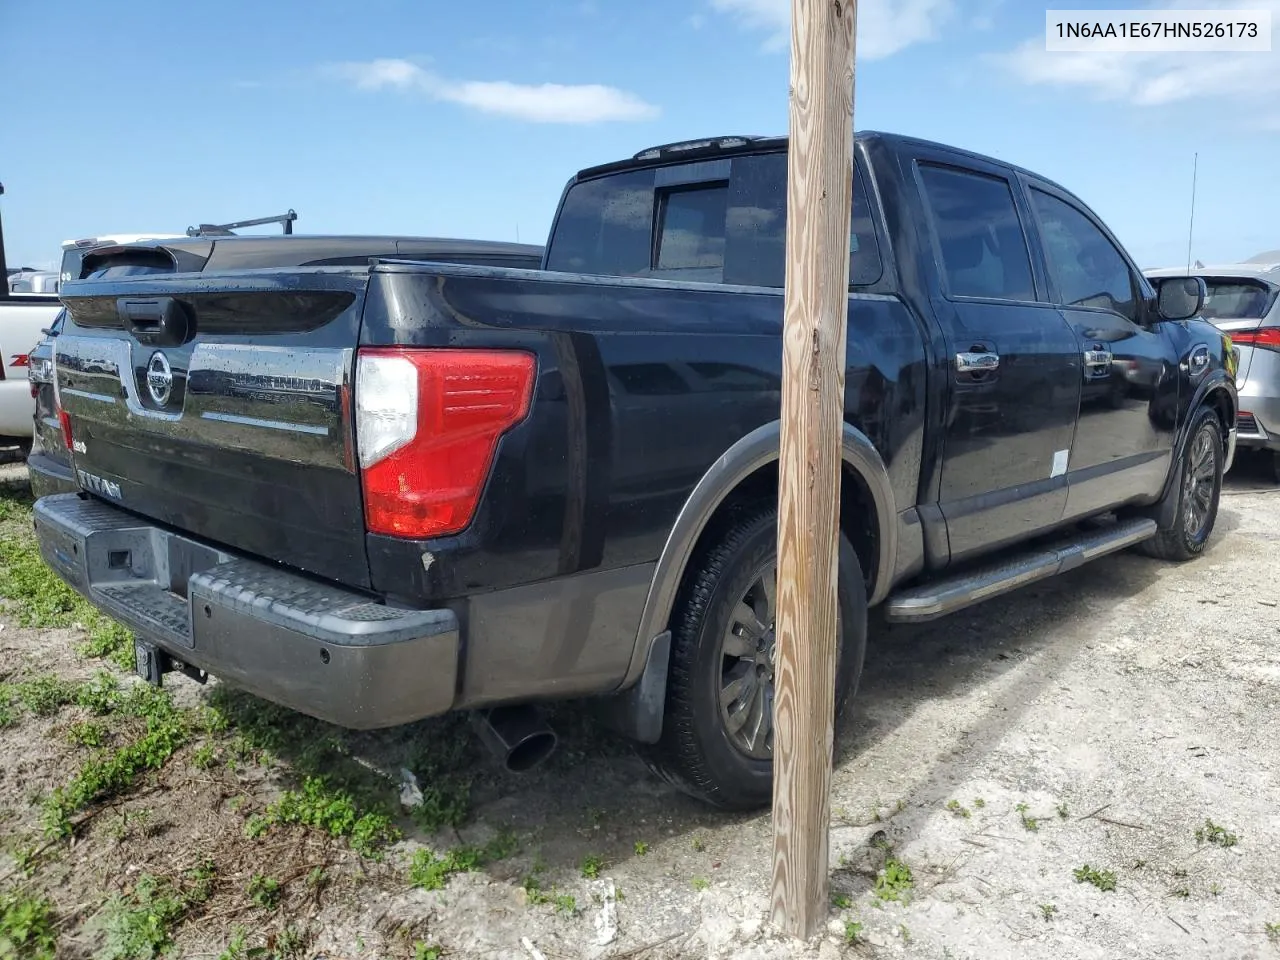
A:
<box><xmin>1</xmin><ymin>450</ymin><xmax>1278</xmax><ymax>960</ymax></box>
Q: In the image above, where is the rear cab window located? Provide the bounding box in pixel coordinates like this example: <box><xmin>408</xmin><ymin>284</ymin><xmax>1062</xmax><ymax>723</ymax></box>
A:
<box><xmin>545</xmin><ymin>152</ymin><xmax>884</xmax><ymax>289</ymax></box>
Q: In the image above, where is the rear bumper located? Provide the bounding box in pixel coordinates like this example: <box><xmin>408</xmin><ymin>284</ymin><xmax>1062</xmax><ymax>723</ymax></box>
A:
<box><xmin>27</xmin><ymin>451</ymin><xmax>78</xmax><ymax>500</ymax></box>
<box><xmin>1235</xmin><ymin>393</ymin><xmax>1280</xmax><ymax>452</ymax></box>
<box><xmin>33</xmin><ymin>493</ymin><xmax>459</xmax><ymax>729</ymax></box>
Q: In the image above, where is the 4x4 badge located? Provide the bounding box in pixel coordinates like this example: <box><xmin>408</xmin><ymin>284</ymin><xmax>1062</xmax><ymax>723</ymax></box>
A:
<box><xmin>146</xmin><ymin>351</ymin><xmax>173</xmax><ymax>406</ymax></box>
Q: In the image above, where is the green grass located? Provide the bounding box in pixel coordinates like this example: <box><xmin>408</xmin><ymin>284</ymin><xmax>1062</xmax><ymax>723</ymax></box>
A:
<box><xmin>1073</xmin><ymin>865</ymin><xmax>1117</xmax><ymax>892</ymax></box>
<box><xmin>1265</xmin><ymin>922</ymin><xmax>1280</xmax><ymax>943</ymax></box>
<box><xmin>409</xmin><ymin>847</ymin><xmax>482</xmax><ymax>892</ymax></box>
<box><xmin>245</xmin><ymin>775</ymin><xmax>398</xmax><ymax>858</ymax></box>
<box><xmin>946</xmin><ymin>799</ymin><xmax>971</xmax><ymax>819</ymax></box>
<box><xmin>1015</xmin><ymin>802</ymin><xmax>1040</xmax><ymax>832</ymax></box>
<box><xmin>580</xmin><ymin>855</ymin><xmax>603</xmax><ymax>879</ymax></box>
<box><xmin>1039</xmin><ymin>903</ymin><xmax>1058</xmax><ymax>920</ymax></box>
<box><xmin>0</xmin><ymin>887</ymin><xmax>58</xmax><ymax>960</ymax></box>
<box><xmin>15</xmin><ymin>676</ymin><xmax>77</xmax><ymax>717</ymax></box>
<box><xmin>246</xmin><ymin>874</ymin><xmax>282</xmax><ymax>911</ymax></box>
<box><xmin>98</xmin><ymin>874</ymin><xmax>188</xmax><ymax>960</ymax></box>
<box><xmin>844</xmin><ymin>920</ymin><xmax>864</xmax><ymax>944</ymax></box>
<box><xmin>0</xmin><ymin>685</ymin><xmax>14</xmax><ymax>729</ymax></box>
<box><xmin>67</xmin><ymin>719</ymin><xmax>107</xmax><ymax>748</ymax></box>
<box><xmin>41</xmin><ymin>689</ymin><xmax>193</xmax><ymax>838</ymax></box>
<box><xmin>1195</xmin><ymin>819</ymin><xmax>1239</xmax><ymax>848</ymax></box>
<box><xmin>0</xmin><ymin>502</ymin><xmax>133</xmax><ymax>671</ymax></box>
<box><xmin>406</xmin><ymin>829</ymin><xmax>518</xmax><ymax>893</ymax></box>
<box><xmin>873</xmin><ymin>858</ymin><xmax>914</xmax><ymax>903</ymax></box>
<box><xmin>633</xmin><ymin>841</ymin><xmax>649</xmax><ymax>856</ymax></box>
<box><xmin>830</xmin><ymin>892</ymin><xmax>852</xmax><ymax>909</ymax></box>
<box><xmin>413</xmin><ymin>943</ymin><xmax>443</xmax><ymax>960</ymax></box>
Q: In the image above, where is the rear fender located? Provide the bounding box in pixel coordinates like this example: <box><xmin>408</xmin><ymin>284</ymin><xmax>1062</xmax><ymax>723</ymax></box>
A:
<box><xmin>595</xmin><ymin>419</ymin><xmax>896</xmax><ymax>743</ymax></box>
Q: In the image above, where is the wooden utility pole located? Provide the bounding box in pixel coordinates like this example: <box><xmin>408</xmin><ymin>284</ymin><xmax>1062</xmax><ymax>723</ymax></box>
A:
<box><xmin>771</xmin><ymin>0</ymin><xmax>857</xmax><ymax>940</ymax></box>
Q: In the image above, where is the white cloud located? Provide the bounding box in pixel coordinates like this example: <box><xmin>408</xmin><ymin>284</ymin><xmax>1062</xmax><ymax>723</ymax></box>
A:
<box><xmin>709</xmin><ymin>0</ymin><xmax>957</xmax><ymax>58</ymax></box>
<box><xmin>1000</xmin><ymin>0</ymin><xmax>1280</xmax><ymax>106</ymax></box>
<box><xmin>329</xmin><ymin>59</ymin><xmax>659</xmax><ymax>124</ymax></box>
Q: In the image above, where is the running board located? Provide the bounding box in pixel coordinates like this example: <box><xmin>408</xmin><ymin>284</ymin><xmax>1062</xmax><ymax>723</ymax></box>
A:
<box><xmin>884</xmin><ymin>517</ymin><xmax>1157</xmax><ymax>623</ymax></box>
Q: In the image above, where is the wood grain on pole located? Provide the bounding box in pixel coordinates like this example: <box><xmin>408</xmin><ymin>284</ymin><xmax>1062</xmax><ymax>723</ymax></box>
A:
<box><xmin>771</xmin><ymin>0</ymin><xmax>857</xmax><ymax>940</ymax></box>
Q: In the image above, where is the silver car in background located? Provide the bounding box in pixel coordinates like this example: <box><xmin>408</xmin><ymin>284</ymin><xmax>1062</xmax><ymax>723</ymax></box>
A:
<box><xmin>1148</xmin><ymin>256</ymin><xmax>1280</xmax><ymax>480</ymax></box>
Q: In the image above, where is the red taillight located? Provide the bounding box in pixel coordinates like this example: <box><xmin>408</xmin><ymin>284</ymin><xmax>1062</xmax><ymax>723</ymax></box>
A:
<box><xmin>1229</xmin><ymin>327</ymin><xmax>1280</xmax><ymax>351</ymax></box>
<box><xmin>58</xmin><ymin>408</ymin><xmax>73</xmax><ymax>450</ymax></box>
<box><xmin>10</xmin><ymin>354</ymin><xmax>29</xmax><ymax>367</ymax></box>
<box><xmin>355</xmin><ymin>348</ymin><xmax>535</xmax><ymax>539</ymax></box>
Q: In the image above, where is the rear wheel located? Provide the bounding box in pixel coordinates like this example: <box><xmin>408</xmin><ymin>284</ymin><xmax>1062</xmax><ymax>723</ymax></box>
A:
<box><xmin>643</xmin><ymin>507</ymin><xmax>867</xmax><ymax>810</ymax></box>
<box><xmin>1271</xmin><ymin>451</ymin><xmax>1280</xmax><ymax>485</ymax></box>
<box><xmin>1138</xmin><ymin>406</ymin><xmax>1223</xmax><ymax>561</ymax></box>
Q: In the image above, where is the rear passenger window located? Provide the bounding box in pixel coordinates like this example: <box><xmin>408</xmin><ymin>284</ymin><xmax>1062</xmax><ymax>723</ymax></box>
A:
<box><xmin>724</xmin><ymin>153</ymin><xmax>883</xmax><ymax>288</ymax></box>
<box><xmin>920</xmin><ymin>164</ymin><xmax>1036</xmax><ymax>302</ymax></box>
<box><xmin>654</xmin><ymin>185</ymin><xmax>728</xmax><ymax>281</ymax></box>
<box><xmin>1030</xmin><ymin>188</ymin><xmax>1139</xmax><ymax>323</ymax></box>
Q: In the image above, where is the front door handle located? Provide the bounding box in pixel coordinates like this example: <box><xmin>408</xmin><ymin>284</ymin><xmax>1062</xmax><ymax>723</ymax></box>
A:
<box><xmin>955</xmin><ymin>351</ymin><xmax>1000</xmax><ymax>374</ymax></box>
<box><xmin>1084</xmin><ymin>345</ymin><xmax>1113</xmax><ymax>380</ymax></box>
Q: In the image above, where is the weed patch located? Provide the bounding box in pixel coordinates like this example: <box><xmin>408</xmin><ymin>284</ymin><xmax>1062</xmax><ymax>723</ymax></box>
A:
<box><xmin>98</xmin><ymin>874</ymin><xmax>188</xmax><ymax>960</ymax></box>
<box><xmin>1015</xmin><ymin>802</ymin><xmax>1040</xmax><ymax>832</ymax></box>
<box><xmin>407</xmin><ymin>831</ymin><xmax>521</xmax><ymax>894</ymax></box>
<box><xmin>41</xmin><ymin>690</ymin><xmax>191</xmax><ymax>838</ymax></box>
<box><xmin>247</xmin><ymin>874</ymin><xmax>282</xmax><ymax>911</ymax></box>
<box><xmin>874</xmin><ymin>858</ymin><xmax>914</xmax><ymax>902</ymax></box>
<box><xmin>844</xmin><ymin>920</ymin><xmax>864</xmax><ymax>944</ymax></box>
<box><xmin>15</xmin><ymin>676</ymin><xmax>76</xmax><ymax>717</ymax></box>
<box><xmin>67</xmin><ymin>719</ymin><xmax>107</xmax><ymax>748</ymax></box>
<box><xmin>1073</xmin><ymin>865</ymin><xmax>1117</xmax><ymax>892</ymax></box>
<box><xmin>245</xmin><ymin>776</ymin><xmax>398</xmax><ymax>858</ymax></box>
<box><xmin>0</xmin><ymin>887</ymin><xmax>58</xmax><ymax>960</ymax></box>
<box><xmin>946</xmin><ymin>799</ymin><xmax>971</xmax><ymax>819</ymax></box>
<box><xmin>1195</xmin><ymin>819</ymin><xmax>1239</xmax><ymax>848</ymax></box>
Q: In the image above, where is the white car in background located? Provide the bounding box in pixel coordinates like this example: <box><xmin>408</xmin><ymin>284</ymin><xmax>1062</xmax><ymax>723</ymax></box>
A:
<box><xmin>1146</xmin><ymin>253</ymin><xmax>1280</xmax><ymax>481</ymax></box>
<box><xmin>1</xmin><ymin>234</ymin><xmax>185</xmax><ymax>454</ymax></box>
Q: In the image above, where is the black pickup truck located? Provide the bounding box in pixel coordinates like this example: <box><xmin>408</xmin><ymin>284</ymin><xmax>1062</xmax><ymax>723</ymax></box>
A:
<box><xmin>35</xmin><ymin>132</ymin><xmax>1237</xmax><ymax>810</ymax></box>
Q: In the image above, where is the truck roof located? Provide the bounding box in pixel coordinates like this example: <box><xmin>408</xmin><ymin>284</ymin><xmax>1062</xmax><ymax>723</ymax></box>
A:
<box><xmin>576</xmin><ymin>130</ymin><xmax>1079</xmax><ymax>199</ymax></box>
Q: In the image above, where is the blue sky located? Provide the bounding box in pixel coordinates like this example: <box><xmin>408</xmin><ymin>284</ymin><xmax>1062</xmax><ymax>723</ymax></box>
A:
<box><xmin>2</xmin><ymin>0</ymin><xmax>1277</xmax><ymax>271</ymax></box>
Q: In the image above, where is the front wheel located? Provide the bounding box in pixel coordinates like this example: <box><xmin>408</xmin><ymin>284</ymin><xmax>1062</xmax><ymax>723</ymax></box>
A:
<box><xmin>642</xmin><ymin>507</ymin><xmax>867</xmax><ymax>810</ymax></box>
<box><xmin>1138</xmin><ymin>406</ymin><xmax>1223</xmax><ymax>561</ymax></box>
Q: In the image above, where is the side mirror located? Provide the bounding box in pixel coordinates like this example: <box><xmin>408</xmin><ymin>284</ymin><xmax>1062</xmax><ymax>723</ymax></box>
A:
<box><xmin>1153</xmin><ymin>276</ymin><xmax>1206</xmax><ymax>321</ymax></box>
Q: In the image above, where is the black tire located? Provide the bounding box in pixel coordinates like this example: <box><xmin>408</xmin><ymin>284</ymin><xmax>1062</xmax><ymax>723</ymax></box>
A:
<box><xmin>643</xmin><ymin>506</ymin><xmax>868</xmax><ymax>810</ymax></box>
<box><xmin>1137</xmin><ymin>406</ymin><xmax>1223</xmax><ymax>561</ymax></box>
<box><xmin>1271</xmin><ymin>451</ymin><xmax>1280</xmax><ymax>485</ymax></box>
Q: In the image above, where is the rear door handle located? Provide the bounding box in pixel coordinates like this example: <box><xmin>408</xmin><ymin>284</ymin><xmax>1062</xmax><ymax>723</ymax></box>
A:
<box><xmin>955</xmin><ymin>351</ymin><xmax>1000</xmax><ymax>374</ymax></box>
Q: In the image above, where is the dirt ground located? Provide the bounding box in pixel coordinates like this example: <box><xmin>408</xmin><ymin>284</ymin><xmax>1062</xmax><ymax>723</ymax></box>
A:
<box><xmin>1</xmin><ymin>450</ymin><xmax>1278</xmax><ymax>960</ymax></box>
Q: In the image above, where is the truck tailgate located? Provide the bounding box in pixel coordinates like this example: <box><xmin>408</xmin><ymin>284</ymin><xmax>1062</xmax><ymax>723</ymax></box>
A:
<box><xmin>55</xmin><ymin>269</ymin><xmax>372</xmax><ymax>588</ymax></box>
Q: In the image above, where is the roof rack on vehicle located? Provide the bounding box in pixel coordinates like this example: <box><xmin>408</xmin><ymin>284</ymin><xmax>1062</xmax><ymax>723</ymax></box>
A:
<box><xmin>631</xmin><ymin>136</ymin><xmax>772</xmax><ymax>161</ymax></box>
<box><xmin>187</xmin><ymin>209</ymin><xmax>298</xmax><ymax>237</ymax></box>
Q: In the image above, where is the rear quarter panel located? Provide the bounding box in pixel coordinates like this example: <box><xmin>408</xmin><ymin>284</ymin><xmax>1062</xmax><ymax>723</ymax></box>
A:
<box><xmin>361</xmin><ymin>262</ymin><xmax>929</xmax><ymax>601</ymax></box>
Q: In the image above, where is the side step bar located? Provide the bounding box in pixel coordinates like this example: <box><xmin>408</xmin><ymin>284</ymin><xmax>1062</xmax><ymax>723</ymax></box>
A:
<box><xmin>884</xmin><ymin>517</ymin><xmax>1157</xmax><ymax>623</ymax></box>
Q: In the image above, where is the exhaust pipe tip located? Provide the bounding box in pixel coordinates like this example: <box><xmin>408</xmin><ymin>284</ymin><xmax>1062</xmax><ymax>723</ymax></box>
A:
<box><xmin>472</xmin><ymin>705</ymin><xmax>557</xmax><ymax>774</ymax></box>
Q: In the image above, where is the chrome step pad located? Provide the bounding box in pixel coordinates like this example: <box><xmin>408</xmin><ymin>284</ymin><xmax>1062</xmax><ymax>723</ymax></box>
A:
<box><xmin>884</xmin><ymin>517</ymin><xmax>1157</xmax><ymax>623</ymax></box>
